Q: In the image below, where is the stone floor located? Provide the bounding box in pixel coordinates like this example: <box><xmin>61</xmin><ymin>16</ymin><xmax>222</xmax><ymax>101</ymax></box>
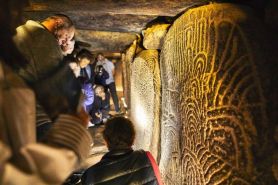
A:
<box><xmin>81</xmin><ymin>125</ymin><xmax>107</xmax><ymax>169</ymax></box>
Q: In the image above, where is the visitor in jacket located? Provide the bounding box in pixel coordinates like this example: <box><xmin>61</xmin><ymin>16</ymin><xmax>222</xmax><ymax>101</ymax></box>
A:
<box><xmin>81</xmin><ymin>116</ymin><xmax>163</xmax><ymax>185</ymax></box>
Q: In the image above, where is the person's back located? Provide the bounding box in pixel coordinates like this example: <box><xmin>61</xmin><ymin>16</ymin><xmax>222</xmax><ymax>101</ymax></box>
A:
<box><xmin>13</xmin><ymin>19</ymin><xmax>64</xmax><ymax>84</ymax></box>
<box><xmin>13</xmin><ymin>14</ymin><xmax>77</xmax><ymax>139</ymax></box>
<box><xmin>81</xmin><ymin>117</ymin><xmax>162</xmax><ymax>185</ymax></box>
<box><xmin>82</xmin><ymin>149</ymin><xmax>159</xmax><ymax>185</ymax></box>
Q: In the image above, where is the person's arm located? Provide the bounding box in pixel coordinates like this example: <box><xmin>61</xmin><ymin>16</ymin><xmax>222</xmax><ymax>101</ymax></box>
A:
<box><xmin>0</xmin><ymin>114</ymin><xmax>92</xmax><ymax>185</ymax></box>
<box><xmin>1</xmin><ymin>142</ymin><xmax>78</xmax><ymax>185</ymax></box>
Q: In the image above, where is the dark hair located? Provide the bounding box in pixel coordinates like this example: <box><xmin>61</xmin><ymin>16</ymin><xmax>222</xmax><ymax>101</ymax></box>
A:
<box><xmin>96</xmin><ymin>52</ymin><xmax>104</xmax><ymax>57</ymax></box>
<box><xmin>103</xmin><ymin>117</ymin><xmax>135</xmax><ymax>150</ymax></box>
<box><xmin>94</xmin><ymin>85</ymin><xmax>104</xmax><ymax>92</ymax></box>
<box><xmin>76</xmin><ymin>49</ymin><xmax>93</xmax><ymax>60</ymax></box>
<box><xmin>44</xmin><ymin>14</ymin><xmax>74</xmax><ymax>30</ymax></box>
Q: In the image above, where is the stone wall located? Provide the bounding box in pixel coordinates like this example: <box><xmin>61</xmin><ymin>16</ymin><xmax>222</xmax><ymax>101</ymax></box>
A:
<box><xmin>130</xmin><ymin>50</ymin><xmax>161</xmax><ymax>160</ymax></box>
<box><xmin>123</xmin><ymin>40</ymin><xmax>137</xmax><ymax>109</ymax></box>
<box><xmin>159</xmin><ymin>3</ymin><xmax>276</xmax><ymax>185</ymax></box>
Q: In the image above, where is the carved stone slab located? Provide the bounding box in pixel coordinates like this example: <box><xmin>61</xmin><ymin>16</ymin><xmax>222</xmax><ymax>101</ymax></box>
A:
<box><xmin>160</xmin><ymin>3</ymin><xmax>276</xmax><ymax>185</ymax></box>
<box><xmin>143</xmin><ymin>24</ymin><xmax>170</xmax><ymax>50</ymax></box>
<box><xmin>123</xmin><ymin>41</ymin><xmax>137</xmax><ymax>108</ymax></box>
<box><xmin>130</xmin><ymin>50</ymin><xmax>161</xmax><ymax>160</ymax></box>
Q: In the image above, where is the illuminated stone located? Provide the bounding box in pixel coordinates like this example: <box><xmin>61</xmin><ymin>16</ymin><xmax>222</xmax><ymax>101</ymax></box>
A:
<box><xmin>143</xmin><ymin>24</ymin><xmax>170</xmax><ymax>50</ymax></box>
<box><xmin>160</xmin><ymin>3</ymin><xmax>276</xmax><ymax>184</ymax></box>
<box><xmin>130</xmin><ymin>50</ymin><xmax>161</xmax><ymax>160</ymax></box>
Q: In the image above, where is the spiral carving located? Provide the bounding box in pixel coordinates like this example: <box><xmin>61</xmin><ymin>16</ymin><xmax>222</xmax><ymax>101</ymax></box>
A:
<box><xmin>160</xmin><ymin>3</ymin><xmax>274</xmax><ymax>185</ymax></box>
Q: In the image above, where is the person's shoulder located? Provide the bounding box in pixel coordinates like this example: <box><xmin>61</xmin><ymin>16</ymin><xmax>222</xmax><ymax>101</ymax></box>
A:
<box><xmin>15</xmin><ymin>20</ymin><xmax>51</xmax><ymax>42</ymax></box>
<box><xmin>105</xmin><ymin>59</ymin><xmax>114</xmax><ymax>67</ymax></box>
<box><xmin>104</xmin><ymin>59</ymin><xmax>113</xmax><ymax>64</ymax></box>
<box><xmin>18</xmin><ymin>20</ymin><xmax>44</xmax><ymax>31</ymax></box>
<box><xmin>133</xmin><ymin>149</ymin><xmax>146</xmax><ymax>155</ymax></box>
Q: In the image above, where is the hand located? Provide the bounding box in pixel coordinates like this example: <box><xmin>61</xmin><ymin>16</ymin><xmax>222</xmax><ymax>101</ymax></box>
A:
<box><xmin>95</xmin><ymin>112</ymin><xmax>102</xmax><ymax>119</ymax></box>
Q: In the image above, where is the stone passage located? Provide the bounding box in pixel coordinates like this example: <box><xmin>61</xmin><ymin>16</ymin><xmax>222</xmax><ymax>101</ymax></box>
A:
<box><xmin>159</xmin><ymin>3</ymin><xmax>275</xmax><ymax>185</ymax></box>
<box><xmin>130</xmin><ymin>50</ymin><xmax>161</xmax><ymax>160</ymax></box>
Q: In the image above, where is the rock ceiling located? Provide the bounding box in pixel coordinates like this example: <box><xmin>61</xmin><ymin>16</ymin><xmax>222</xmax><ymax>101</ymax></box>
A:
<box><xmin>24</xmin><ymin>0</ymin><xmax>209</xmax><ymax>52</ymax></box>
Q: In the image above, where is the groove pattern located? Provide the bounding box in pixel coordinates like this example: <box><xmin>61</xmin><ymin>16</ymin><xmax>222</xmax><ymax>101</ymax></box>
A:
<box><xmin>159</xmin><ymin>3</ymin><xmax>273</xmax><ymax>185</ymax></box>
<box><xmin>130</xmin><ymin>50</ymin><xmax>161</xmax><ymax>160</ymax></box>
<box><xmin>123</xmin><ymin>41</ymin><xmax>137</xmax><ymax>108</ymax></box>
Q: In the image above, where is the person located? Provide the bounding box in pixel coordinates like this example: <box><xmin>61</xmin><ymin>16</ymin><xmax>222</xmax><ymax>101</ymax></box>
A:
<box><xmin>81</xmin><ymin>117</ymin><xmax>163</xmax><ymax>185</ymax></box>
<box><xmin>90</xmin><ymin>85</ymin><xmax>110</xmax><ymax>126</ymax></box>
<box><xmin>13</xmin><ymin>13</ymin><xmax>75</xmax><ymax>84</ymax></box>
<box><xmin>77</xmin><ymin>49</ymin><xmax>96</xmax><ymax>86</ymax></box>
<box><xmin>76</xmin><ymin>49</ymin><xmax>96</xmax><ymax>114</ymax></box>
<box><xmin>96</xmin><ymin>53</ymin><xmax>120</xmax><ymax>113</ymax></box>
<box><xmin>13</xmin><ymin>13</ymin><xmax>77</xmax><ymax>139</ymax></box>
<box><xmin>95</xmin><ymin>65</ymin><xmax>109</xmax><ymax>86</ymax></box>
<box><xmin>62</xmin><ymin>39</ymin><xmax>75</xmax><ymax>56</ymax></box>
<box><xmin>0</xmin><ymin>0</ymin><xmax>92</xmax><ymax>184</ymax></box>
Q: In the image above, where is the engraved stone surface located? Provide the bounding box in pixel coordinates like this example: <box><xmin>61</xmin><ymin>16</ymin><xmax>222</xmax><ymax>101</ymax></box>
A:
<box><xmin>130</xmin><ymin>50</ymin><xmax>161</xmax><ymax>160</ymax></box>
<box><xmin>159</xmin><ymin>3</ymin><xmax>275</xmax><ymax>185</ymax></box>
<box><xmin>123</xmin><ymin>41</ymin><xmax>137</xmax><ymax>108</ymax></box>
<box><xmin>143</xmin><ymin>24</ymin><xmax>170</xmax><ymax>50</ymax></box>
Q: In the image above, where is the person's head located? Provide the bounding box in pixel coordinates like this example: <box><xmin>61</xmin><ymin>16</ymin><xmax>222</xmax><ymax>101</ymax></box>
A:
<box><xmin>61</xmin><ymin>39</ymin><xmax>75</xmax><ymax>56</ymax></box>
<box><xmin>97</xmin><ymin>52</ymin><xmax>105</xmax><ymax>62</ymax></box>
<box><xmin>0</xmin><ymin>0</ymin><xmax>29</xmax><ymax>68</ymax></box>
<box><xmin>103</xmin><ymin>117</ymin><xmax>135</xmax><ymax>151</ymax></box>
<box><xmin>68</xmin><ymin>61</ymin><xmax>80</xmax><ymax>77</ymax></box>
<box><xmin>94</xmin><ymin>85</ymin><xmax>106</xmax><ymax>99</ymax></box>
<box><xmin>76</xmin><ymin>49</ymin><xmax>93</xmax><ymax>68</ymax></box>
<box><xmin>42</xmin><ymin>14</ymin><xmax>75</xmax><ymax>48</ymax></box>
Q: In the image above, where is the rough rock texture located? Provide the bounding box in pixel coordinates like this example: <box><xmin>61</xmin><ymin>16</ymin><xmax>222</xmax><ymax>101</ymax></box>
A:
<box><xmin>143</xmin><ymin>24</ymin><xmax>170</xmax><ymax>50</ymax></box>
<box><xmin>23</xmin><ymin>11</ymin><xmax>157</xmax><ymax>33</ymax></box>
<box><xmin>159</xmin><ymin>3</ymin><xmax>276</xmax><ymax>185</ymax></box>
<box><xmin>130</xmin><ymin>50</ymin><xmax>161</xmax><ymax>160</ymax></box>
<box><xmin>26</xmin><ymin>0</ymin><xmax>208</xmax><ymax>17</ymax></box>
<box><xmin>123</xmin><ymin>41</ymin><xmax>137</xmax><ymax>109</ymax></box>
<box><xmin>75</xmin><ymin>30</ymin><xmax>137</xmax><ymax>52</ymax></box>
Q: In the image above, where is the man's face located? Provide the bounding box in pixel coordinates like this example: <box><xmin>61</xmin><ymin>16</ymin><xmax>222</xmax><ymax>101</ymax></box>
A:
<box><xmin>97</xmin><ymin>54</ymin><xmax>104</xmax><ymax>62</ymax></box>
<box><xmin>95</xmin><ymin>88</ymin><xmax>105</xmax><ymax>99</ymax></box>
<box><xmin>56</xmin><ymin>26</ymin><xmax>75</xmax><ymax>47</ymax></box>
<box><xmin>61</xmin><ymin>39</ymin><xmax>75</xmax><ymax>56</ymax></box>
<box><xmin>79</xmin><ymin>58</ymin><xmax>90</xmax><ymax>68</ymax></box>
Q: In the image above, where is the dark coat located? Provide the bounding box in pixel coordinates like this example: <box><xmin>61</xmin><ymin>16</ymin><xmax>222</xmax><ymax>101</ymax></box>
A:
<box><xmin>90</xmin><ymin>93</ymin><xmax>110</xmax><ymax>125</ymax></box>
<box><xmin>82</xmin><ymin>149</ymin><xmax>160</xmax><ymax>185</ymax></box>
<box><xmin>79</xmin><ymin>63</ymin><xmax>96</xmax><ymax>85</ymax></box>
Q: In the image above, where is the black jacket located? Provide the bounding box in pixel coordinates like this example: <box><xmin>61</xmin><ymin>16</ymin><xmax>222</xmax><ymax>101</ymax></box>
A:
<box><xmin>81</xmin><ymin>149</ymin><xmax>159</xmax><ymax>185</ymax></box>
<box><xmin>79</xmin><ymin>63</ymin><xmax>96</xmax><ymax>85</ymax></box>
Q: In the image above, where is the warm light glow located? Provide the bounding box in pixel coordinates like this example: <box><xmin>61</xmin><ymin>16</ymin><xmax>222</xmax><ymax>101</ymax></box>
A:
<box><xmin>121</xmin><ymin>97</ymin><xmax>127</xmax><ymax>108</ymax></box>
<box><xmin>134</xmin><ymin>104</ymin><xmax>148</xmax><ymax>129</ymax></box>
